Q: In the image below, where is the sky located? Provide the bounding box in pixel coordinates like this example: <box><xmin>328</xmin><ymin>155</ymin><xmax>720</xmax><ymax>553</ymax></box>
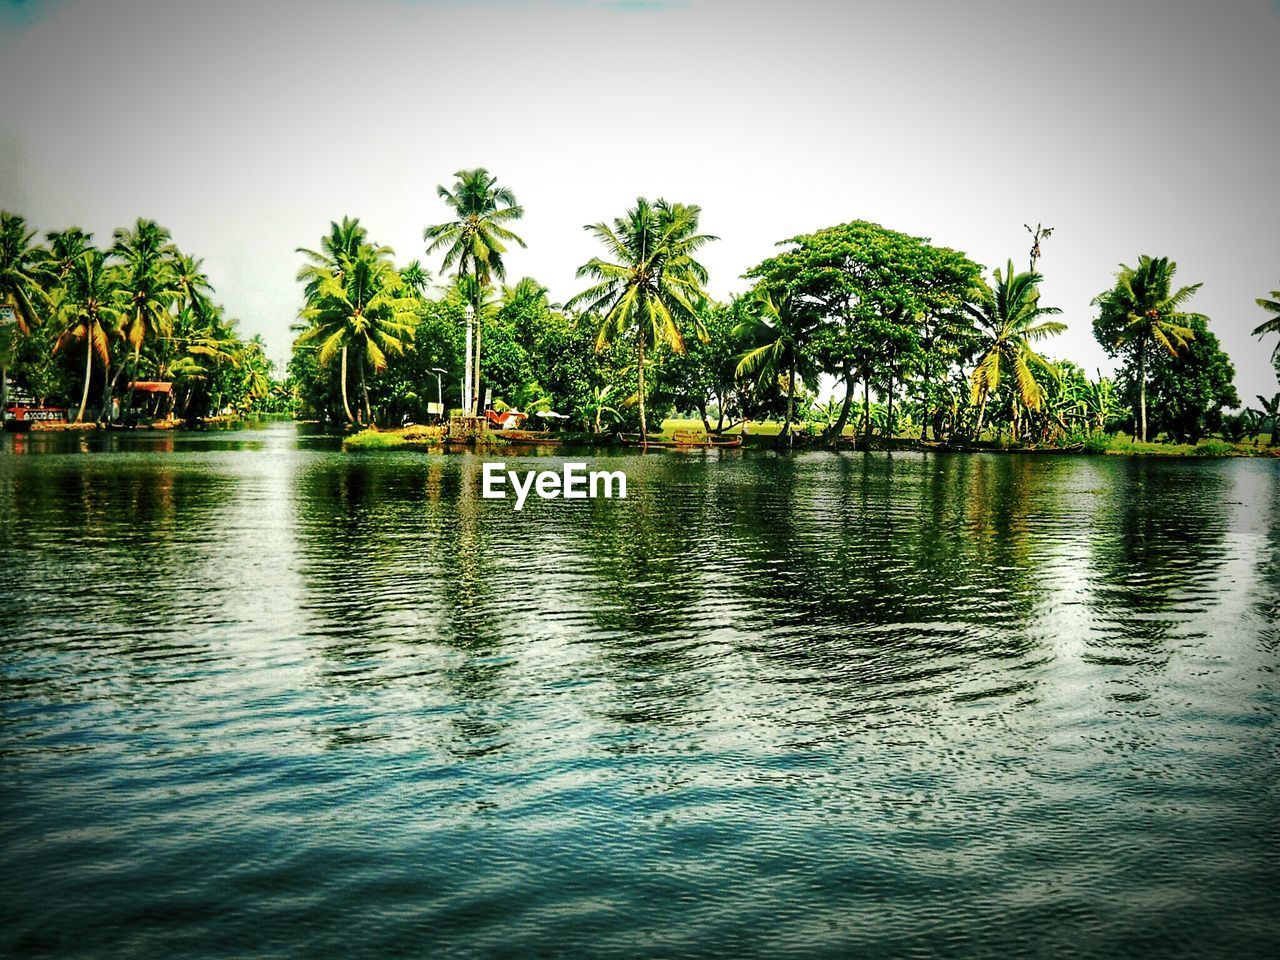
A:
<box><xmin>1</xmin><ymin>0</ymin><xmax>1278</xmax><ymax>399</ymax></box>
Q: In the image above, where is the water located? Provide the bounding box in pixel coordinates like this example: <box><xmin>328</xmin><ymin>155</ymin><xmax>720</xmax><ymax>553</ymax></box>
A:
<box><xmin>2</xmin><ymin>422</ymin><xmax>1278</xmax><ymax>959</ymax></box>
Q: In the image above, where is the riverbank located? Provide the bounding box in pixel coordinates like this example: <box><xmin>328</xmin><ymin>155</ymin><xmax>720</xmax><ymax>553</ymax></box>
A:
<box><xmin>340</xmin><ymin>421</ymin><xmax>1280</xmax><ymax>458</ymax></box>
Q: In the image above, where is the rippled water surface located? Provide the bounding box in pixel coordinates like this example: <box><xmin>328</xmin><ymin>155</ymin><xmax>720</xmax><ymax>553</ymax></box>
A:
<box><xmin>2</xmin><ymin>422</ymin><xmax>1278</xmax><ymax>958</ymax></box>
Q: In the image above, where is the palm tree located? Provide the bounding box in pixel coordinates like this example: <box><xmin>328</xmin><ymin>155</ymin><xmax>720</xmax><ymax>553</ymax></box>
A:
<box><xmin>1256</xmin><ymin>393</ymin><xmax>1280</xmax><ymax>448</ymax></box>
<box><xmin>296</xmin><ymin>245</ymin><xmax>416</xmax><ymax>425</ymax></box>
<box><xmin>567</xmin><ymin>198</ymin><xmax>716</xmax><ymax>444</ymax></box>
<box><xmin>0</xmin><ymin>211</ymin><xmax>53</xmax><ymax>415</ymax></box>
<box><xmin>52</xmin><ymin>249</ymin><xmax>121</xmax><ymax>423</ymax></box>
<box><xmin>966</xmin><ymin>260</ymin><xmax>1065</xmax><ymax>438</ymax></box>
<box><xmin>1092</xmin><ymin>255</ymin><xmax>1202</xmax><ymax>442</ymax></box>
<box><xmin>734</xmin><ymin>287</ymin><xmax>818</xmax><ymax>447</ymax></box>
<box><xmin>1254</xmin><ymin>288</ymin><xmax>1280</xmax><ymax>363</ymax></box>
<box><xmin>172</xmin><ymin>252</ymin><xmax>214</xmax><ymax>320</ymax></box>
<box><xmin>110</xmin><ymin>219</ymin><xmax>179</xmax><ymax>421</ymax></box>
<box><xmin>298</xmin><ymin>217</ymin><xmax>388</xmax><ymax>299</ymax></box>
<box><xmin>45</xmin><ymin>227</ymin><xmax>92</xmax><ymax>284</ymax></box>
<box><xmin>400</xmin><ymin>259</ymin><xmax>431</xmax><ymax>299</ymax></box>
<box><xmin>424</xmin><ymin>169</ymin><xmax>525</xmax><ymax>415</ymax></box>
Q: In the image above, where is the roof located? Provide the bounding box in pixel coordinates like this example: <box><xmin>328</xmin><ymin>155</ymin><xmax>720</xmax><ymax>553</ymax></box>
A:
<box><xmin>127</xmin><ymin>381</ymin><xmax>173</xmax><ymax>394</ymax></box>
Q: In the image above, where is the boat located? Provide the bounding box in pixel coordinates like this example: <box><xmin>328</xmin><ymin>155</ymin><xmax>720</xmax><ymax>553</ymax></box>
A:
<box><xmin>618</xmin><ymin>431</ymin><xmax>743</xmax><ymax>449</ymax></box>
<box><xmin>495</xmin><ymin>429</ymin><xmax>562</xmax><ymax>445</ymax></box>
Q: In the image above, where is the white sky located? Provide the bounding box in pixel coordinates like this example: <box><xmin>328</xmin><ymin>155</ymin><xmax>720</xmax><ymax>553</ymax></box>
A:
<box><xmin>2</xmin><ymin>0</ymin><xmax>1278</xmax><ymax>399</ymax></box>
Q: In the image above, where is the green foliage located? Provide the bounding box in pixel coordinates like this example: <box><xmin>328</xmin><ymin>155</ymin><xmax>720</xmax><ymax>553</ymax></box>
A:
<box><xmin>1118</xmin><ymin>315</ymin><xmax>1238</xmax><ymax>443</ymax></box>
<box><xmin>1092</xmin><ymin>255</ymin><xmax>1204</xmax><ymax>442</ymax></box>
<box><xmin>966</xmin><ymin>261</ymin><xmax>1065</xmax><ymax>424</ymax></box>
<box><xmin>1252</xmin><ymin>286</ymin><xmax>1280</xmax><ymax>364</ymax></box>
<box><xmin>1192</xmin><ymin>439</ymin><xmax>1235</xmax><ymax>457</ymax></box>
<box><xmin>2</xmin><ymin>210</ymin><xmax>282</xmax><ymax>423</ymax></box>
<box><xmin>745</xmin><ymin>220</ymin><xmax>981</xmax><ymax>441</ymax></box>
<box><xmin>568</xmin><ymin>197</ymin><xmax>716</xmax><ymax>437</ymax></box>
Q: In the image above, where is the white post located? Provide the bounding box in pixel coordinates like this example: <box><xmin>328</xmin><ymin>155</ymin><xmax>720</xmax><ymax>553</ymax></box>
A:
<box><xmin>462</xmin><ymin>304</ymin><xmax>475</xmax><ymax>417</ymax></box>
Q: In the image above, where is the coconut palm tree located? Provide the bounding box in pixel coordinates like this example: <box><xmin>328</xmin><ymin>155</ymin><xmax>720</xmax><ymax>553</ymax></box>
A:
<box><xmin>734</xmin><ymin>287</ymin><xmax>819</xmax><ymax>447</ymax></box>
<box><xmin>297</xmin><ymin>217</ymin><xmax>388</xmax><ymax>299</ymax></box>
<box><xmin>172</xmin><ymin>252</ymin><xmax>214</xmax><ymax>320</ymax></box>
<box><xmin>400</xmin><ymin>259</ymin><xmax>431</xmax><ymax>299</ymax></box>
<box><xmin>45</xmin><ymin>227</ymin><xmax>92</xmax><ymax>284</ymax></box>
<box><xmin>1254</xmin><ymin>288</ymin><xmax>1280</xmax><ymax>363</ymax></box>
<box><xmin>567</xmin><ymin>198</ymin><xmax>716</xmax><ymax>444</ymax></box>
<box><xmin>0</xmin><ymin>211</ymin><xmax>53</xmax><ymax>414</ymax></box>
<box><xmin>1092</xmin><ymin>255</ymin><xmax>1202</xmax><ymax>442</ymax></box>
<box><xmin>966</xmin><ymin>260</ymin><xmax>1065</xmax><ymax>437</ymax></box>
<box><xmin>296</xmin><ymin>246</ymin><xmax>416</xmax><ymax>425</ymax></box>
<box><xmin>110</xmin><ymin>219</ymin><xmax>179</xmax><ymax>421</ymax></box>
<box><xmin>423</xmin><ymin>169</ymin><xmax>525</xmax><ymax>415</ymax></box>
<box><xmin>52</xmin><ymin>249</ymin><xmax>121</xmax><ymax>423</ymax></box>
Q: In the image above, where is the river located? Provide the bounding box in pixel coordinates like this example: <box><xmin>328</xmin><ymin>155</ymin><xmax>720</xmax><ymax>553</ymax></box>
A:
<box><xmin>2</xmin><ymin>422</ymin><xmax>1278</xmax><ymax>958</ymax></box>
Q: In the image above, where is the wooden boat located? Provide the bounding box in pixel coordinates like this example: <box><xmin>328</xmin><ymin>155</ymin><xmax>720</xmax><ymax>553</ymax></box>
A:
<box><xmin>495</xmin><ymin>429</ymin><xmax>562</xmax><ymax>445</ymax></box>
<box><xmin>618</xmin><ymin>431</ymin><xmax>743</xmax><ymax>449</ymax></box>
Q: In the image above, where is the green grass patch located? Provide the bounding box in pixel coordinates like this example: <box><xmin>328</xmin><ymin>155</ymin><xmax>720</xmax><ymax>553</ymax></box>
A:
<box><xmin>344</xmin><ymin>429</ymin><xmax>406</xmax><ymax>450</ymax></box>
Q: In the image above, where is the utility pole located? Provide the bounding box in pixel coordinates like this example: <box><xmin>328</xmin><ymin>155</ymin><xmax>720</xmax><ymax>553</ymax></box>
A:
<box><xmin>1025</xmin><ymin>223</ymin><xmax>1054</xmax><ymax>273</ymax></box>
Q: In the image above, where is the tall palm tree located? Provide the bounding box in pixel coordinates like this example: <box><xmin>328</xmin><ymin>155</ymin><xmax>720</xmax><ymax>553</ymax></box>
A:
<box><xmin>296</xmin><ymin>246</ymin><xmax>416</xmax><ymax>425</ymax></box>
<box><xmin>567</xmin><ymin>198</ymin><xmax>716</xmax><ymax>444</ymax></box>
<box><xmin>0</xmin><ymin>212</ymin><xmax>53</xmax><ymax>416</ymax></box>
<box><xmin>734</xmin><ymin>287</ymin><xmax>819</xmax><ymax>447</ymax></box>
<box><xmin>1092</xmin><ymin>255</ymin><xmax>1202</xmax><ymax>442</ymax></box>
<box><xmin>1254</xmin><ymin>287</ymin><xmax>1280</xmax><ymax>363</ymax></box>
<box><xmin>966</xmin><ymin>260</ymin><xmax>1065</xmax><ymax>438</ymax></box>
<box><xmin>45</xmin><ymin>227</ymin><xmax>92</xmax><ymax>284</ymax></box>
<box><xmin>52</xmin><ymin>248</ymin><xmax>121</xmax><ymax>423</ymax></box>
<box><xmin>297</xmin><ymin>217</ymin><xmax>388</xmax><ymax>299</ymax></box>
<box><xmin>424</xmin><ymin>168</ymin><xmax>525</xmax><ymax>415</ymax></box>
<box><xmin>172</xmin><ymin>252</ymin><xmax>214</xmax><ymax>320</ymax></box>
<box><xmin>110</xmin><ymin>219</ymin><xmax>179</xmax><ymax>421</ymax></box>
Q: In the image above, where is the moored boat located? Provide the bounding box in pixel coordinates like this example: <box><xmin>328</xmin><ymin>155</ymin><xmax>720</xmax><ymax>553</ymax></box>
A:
<box><xmin>618</xmin><ymin>431</ymin><xmax>743</xmax><ymax>449</ymax></box>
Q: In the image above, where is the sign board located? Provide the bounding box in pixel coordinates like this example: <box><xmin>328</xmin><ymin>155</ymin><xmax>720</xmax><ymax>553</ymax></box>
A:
<box><xmin>426</xmin><ymin>402</ymin><xmax>444</xmax><ymax>416</ymax></box>
<box><xmin>484</xmin><ymin>388</ymin><xmax>492</xmax><ymax>410</ymax></box>
<box><xmin>0</xmin><ymin>305</ymin><xmax>16</xmax><ymax>326</ymax></box>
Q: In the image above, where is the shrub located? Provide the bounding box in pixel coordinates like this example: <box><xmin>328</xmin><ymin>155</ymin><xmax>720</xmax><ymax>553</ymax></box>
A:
<box><xmin>1192</xmin><ymin>439</ymin><xmax>1235</xmax><ymax>457</ymax></box>
<box><xmin>344</xmin><ymin>429</ymin><xmax>405</xmax><ymax>450</ymax></box>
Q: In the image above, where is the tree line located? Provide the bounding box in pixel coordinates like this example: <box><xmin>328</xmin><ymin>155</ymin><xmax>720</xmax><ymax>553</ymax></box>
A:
<box><xmin>287</xmin><ymin>168</ymin><xmax>1279</xmax><ymax>447</ymax></box>
<box><xmin>0</xmin><ymin>212</ymin><xmax>283</xmax><ymax>423</ymax></box>
<box><xmin>5</xmin><ymin>176</ymin><xmax>1277</xmax><ymax>444</ymax></box>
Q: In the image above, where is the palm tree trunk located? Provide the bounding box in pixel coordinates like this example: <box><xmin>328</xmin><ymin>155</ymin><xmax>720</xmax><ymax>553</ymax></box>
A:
<box><xmin>99</xmin><ymin>360</ymin><xmax>113</xmax><ymax>422</ymax></box>
<box><xmin>359</xmin><ymin>359</ymin><xmax>371</xmax><ymax>425</ymax></box>
<box><xmin>121</xmin><ymin>343</ymin><xmax>141</xmax><ymax>426</ymax></box>
<box><xmin>339</xmin><ymin>344</ymin><xmax>355</xmax><ymax>424</ymax></box>
<box><xmin>1138</xmin><ymin>341</ymin><xmax>1148</xmax><ymax>443</ymax></box>
<box><xmin>785</xmin><ymin>353</ymin><xmax>796</xmax><ymax>450</ymax></box>
<box><xmin>886</xmin><ymin>372</ymin><xmax>895</xmax><ymax>441</ymax></box>
<box><xmin>637</xmin><ymin>336</ymin><xmax>647</xmax><ymax>449</ymax></box>
<box><xmin>863</xmin><ymin>375</ymin><xmax>872</xmax><ymax>446</ymax></box>
<box><xmin>825</xmin><ymin>373</ymin><xmax>856</xmax><ymax>442</ymax></box>
<box><xmin>75</xmin><ymin>334</ymin><xmax>93</xmax><ymax>423</ymax></box>
<box><xmin>976</xmin><ymin>395</ymin><xmax>988</xmax><ymax>439</ymax></box>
